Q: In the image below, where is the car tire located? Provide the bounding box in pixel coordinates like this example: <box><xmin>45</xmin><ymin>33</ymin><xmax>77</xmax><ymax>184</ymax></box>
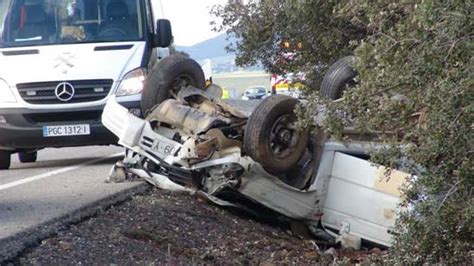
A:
<box><xmin>320</xmin><ymin>56</ymin><xmax>357</xmax><ymax>100</ymax></box>
<box><xmin>141</xmin><ymin>54</ymin><xmax>206</xmax><ymax>115</ymax></box>
<box><xmin>244</xmin><ymin>95</ymin><xmax>309</xmax><ymax>174</ymax></box>
<box><xmin>18</xmin><ymin>151</ymin><xmax>37</xmax><ymax>163</ymax></box>
<box><xmin>0</xmin><ymin>150</ymin><xmax>11</xmax><ymax>170</ymax></box>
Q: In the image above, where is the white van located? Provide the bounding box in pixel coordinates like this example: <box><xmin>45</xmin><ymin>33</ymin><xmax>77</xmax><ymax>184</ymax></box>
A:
<box><xmin>0</xmin><ymin>0</ymin><xmax>173</xmax><ymax>169</ymax></box>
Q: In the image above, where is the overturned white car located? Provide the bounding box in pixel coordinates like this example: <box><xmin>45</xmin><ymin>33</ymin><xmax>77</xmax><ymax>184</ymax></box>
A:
<box><xmin>102</xmin><ymin>55</ymin><xmax>408</xmax><ymax>248</ymax></box>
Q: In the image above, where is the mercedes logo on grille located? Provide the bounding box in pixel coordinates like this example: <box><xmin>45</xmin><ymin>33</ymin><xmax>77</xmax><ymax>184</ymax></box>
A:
<box><xmin>55</xmin><ymin>82</ymin><xmax>75</xmax><ymax>102</ymax></box>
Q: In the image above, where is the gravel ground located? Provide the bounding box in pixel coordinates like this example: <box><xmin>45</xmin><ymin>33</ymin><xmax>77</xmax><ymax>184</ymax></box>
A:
<box><xmin>13</xmin><ymin>186</ymin><xmax>382</xmax><ymax>265</ymax></box>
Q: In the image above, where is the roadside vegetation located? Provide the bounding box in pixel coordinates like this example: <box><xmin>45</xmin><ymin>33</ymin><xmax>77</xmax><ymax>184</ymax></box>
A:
<box><xmin>212</xmin><ymin>0</ymin><xmax>473</xmax><ymax>263</ymax></box>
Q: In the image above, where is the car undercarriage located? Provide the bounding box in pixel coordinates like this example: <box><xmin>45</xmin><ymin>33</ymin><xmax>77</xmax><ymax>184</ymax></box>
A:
<box><xmin>102</xmin><ymin>54</ymin><xmax>408</xmax><ymax>249</ymax></box>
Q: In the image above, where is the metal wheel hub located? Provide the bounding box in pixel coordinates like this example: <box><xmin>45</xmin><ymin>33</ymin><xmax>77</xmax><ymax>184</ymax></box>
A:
<box><xmin>270</xmin><ymin>115</ymin><xmax>299</xmax><ymax>159</ymax></box>
<box><xmin>170</xmin><ymin>75</ymin><xmax>193</xmax><ymax>98</ymax></box>
<box><xmin>277</xmin><ymin>129</ymin><xmax>292</xmax><ymax>144</ymax></box>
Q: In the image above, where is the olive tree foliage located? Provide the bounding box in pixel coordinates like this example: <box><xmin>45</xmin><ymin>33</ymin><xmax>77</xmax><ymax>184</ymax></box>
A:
<box><xmin>212</xmin><ymin>0</ymin><xmax>473</xmax><ymax>263</ymax></box>
<box><xmin>342</xmin><ymin>2</ymin><xmax>473</xmax><ymax>264</ymax></box>
<box><xmin>210</xmin><ymin>0</ymin><xmax>366</xmax><ymax>82</ymax></box>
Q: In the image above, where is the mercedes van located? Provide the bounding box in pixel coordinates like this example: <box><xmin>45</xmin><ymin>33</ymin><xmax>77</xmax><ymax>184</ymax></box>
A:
<box><xmin>0</xmin><ymin>0</ymin><xmax>173</xmax><ymax>169</ymax></box>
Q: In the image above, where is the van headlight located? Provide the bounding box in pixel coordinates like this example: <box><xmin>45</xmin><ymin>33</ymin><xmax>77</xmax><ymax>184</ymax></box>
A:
<box><xmin>0</xmin><ymin>79</ymin><xmax>17</xmax><ymax>103</ymax></box>
<box><xmin>116</xmin><ymin>68</ymin><xmax>146</xmax><ymax>96</ymax></box>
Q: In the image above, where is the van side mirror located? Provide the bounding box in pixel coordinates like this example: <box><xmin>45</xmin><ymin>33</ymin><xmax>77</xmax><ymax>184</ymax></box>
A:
<box><xmin>155</xmin><ymin>19</ymin><xmax>173</xmax><ymax>48</ymax></box>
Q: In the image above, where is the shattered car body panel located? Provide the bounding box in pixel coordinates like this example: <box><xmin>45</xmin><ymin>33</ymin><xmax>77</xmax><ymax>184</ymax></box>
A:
<box><xmin>317</xmin><ymin>149</ymin><xmax>407</xmax><ymax>247</ymax></box>
<box><xmin>102</xmin><ymin>87</ymin><xmax>407</xmax><ymax>248</ymax></box>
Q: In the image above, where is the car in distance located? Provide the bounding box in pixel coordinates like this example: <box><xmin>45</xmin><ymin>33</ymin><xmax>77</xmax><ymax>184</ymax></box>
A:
<box><xmin>241</xmin><ymin>86</ymin><xmax>268</xmax><ymax>100</ymax></box>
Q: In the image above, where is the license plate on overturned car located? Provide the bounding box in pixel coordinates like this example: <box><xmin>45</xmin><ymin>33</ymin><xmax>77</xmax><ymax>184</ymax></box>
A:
<box><xmin>42</xmin><ymin>124</ymin><xmax>90</xmax><ymax>137</ymax></box>
<box><xmin>139</xmin><ymin>130</ymin><xmax>180</xmax><ymax>159</ymax></box>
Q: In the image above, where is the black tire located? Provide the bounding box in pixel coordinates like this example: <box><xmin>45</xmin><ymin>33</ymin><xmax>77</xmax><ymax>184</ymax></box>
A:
<box><xmin>0</xmin><ymin>150</ymin><xmax>11</xmax><ymax>170</ymax></box>
<box><xmin>244</xmin><ymin>95</ymin><xmax>309</xmax><ymax>174</ymax></box>
<box><xmin>18</xmin><ymin>151</ymin><xmax>37</xmax><ymax>163</ymax></box>
<box><xmin>141</xmin><ymin>54</ymin><xmax>206</xmax><ymax>115</ymax></box>
<box><xmin>320</xmin><ymin>56</ymin><xmax>357</xmax><ymax>100</ymax></box>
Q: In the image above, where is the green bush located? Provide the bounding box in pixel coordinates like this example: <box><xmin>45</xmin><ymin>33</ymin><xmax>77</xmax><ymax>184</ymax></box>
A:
<box><xmin>213</xmin><ymin>0</ymin><xmax>473</xmax><ymax>263</ymax></box>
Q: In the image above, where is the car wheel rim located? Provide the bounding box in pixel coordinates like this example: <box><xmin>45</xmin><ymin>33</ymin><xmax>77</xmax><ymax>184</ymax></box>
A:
<box><xmin>269</xmin><ymin>114</ymin><xmax>300</xmax><ymax>159</ymax></box>
<box><xmin>170</xmin><ymin>74</ymin><xmax>193</xmax><ymax>99</ymax></box>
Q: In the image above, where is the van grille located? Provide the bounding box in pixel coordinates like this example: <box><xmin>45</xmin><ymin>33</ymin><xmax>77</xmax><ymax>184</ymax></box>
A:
<box><xmin>24</xmin><ymin>111</ymin><xmax>103</xmax><ymax>124</ymax></box>
<box><xmin>17</xmin><ymin>79</ymin><xmax>114</xmax><ymax>104</ymax></box>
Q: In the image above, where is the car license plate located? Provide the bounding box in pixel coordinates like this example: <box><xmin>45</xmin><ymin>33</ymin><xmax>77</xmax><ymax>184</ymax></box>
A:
<box><xmin>151</xmin><ymin>138</ymin><xmax>177</xmax><ymax>158</ymax></box>
<box><xmin>43</xmin><ymin>124</ymin><xmax>90</xmax><ymax>137</ymax></box>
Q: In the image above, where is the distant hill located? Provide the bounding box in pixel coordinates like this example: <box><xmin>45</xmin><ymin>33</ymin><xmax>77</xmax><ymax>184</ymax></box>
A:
<box><xmin>176</xmin><ymin>34</ymin><xmax>234</xmax><ymax>61</ymax></box>
<box><xmin>175</xmin><ymin>34</ymin><xmax>263</xmax><ymax>73</ymax></box>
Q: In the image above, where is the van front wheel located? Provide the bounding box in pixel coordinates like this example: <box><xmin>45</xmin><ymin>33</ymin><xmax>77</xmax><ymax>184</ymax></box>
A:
<box><xmin>19</xmin><ymin>151</ymin><xmax>37</xmax><ymax>163</ymax></box>
<box><xmin>0</xmin><ymin>150</ymin><xmax>11</xmax><ymax>170</ymax></box>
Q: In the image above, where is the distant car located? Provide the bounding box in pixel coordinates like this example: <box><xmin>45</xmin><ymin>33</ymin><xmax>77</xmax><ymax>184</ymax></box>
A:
<box><xmin>242</xmin><ymin>86</ymin><xmax>268</xmax><ymax>100</ymax></box>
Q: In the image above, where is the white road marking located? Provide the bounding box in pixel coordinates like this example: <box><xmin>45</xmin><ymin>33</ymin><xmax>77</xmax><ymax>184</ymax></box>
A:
<box><xmin>0</xmin><ymin>152</ymin><xmax>124</xmax><ymax>192</ymax></box>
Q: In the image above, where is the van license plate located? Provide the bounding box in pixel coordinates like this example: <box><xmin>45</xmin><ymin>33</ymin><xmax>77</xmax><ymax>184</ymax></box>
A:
<box><xmin>43</xmin><ymin>125</ymin><xmax>90</xmax><ymax>137</ymax></box>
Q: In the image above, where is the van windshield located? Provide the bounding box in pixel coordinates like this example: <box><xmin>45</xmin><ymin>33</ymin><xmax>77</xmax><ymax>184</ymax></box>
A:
<box><xmin>0</xmin><ymin>0</ymin><xmax>144</xmax><ymax>48</ymax></box>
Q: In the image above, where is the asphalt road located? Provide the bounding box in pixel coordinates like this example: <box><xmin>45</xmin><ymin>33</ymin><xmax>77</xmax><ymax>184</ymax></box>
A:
<box><xmin>0</xmin><ymin>145</ymin><xmax>145</xmax><ymax>261</ymax></box>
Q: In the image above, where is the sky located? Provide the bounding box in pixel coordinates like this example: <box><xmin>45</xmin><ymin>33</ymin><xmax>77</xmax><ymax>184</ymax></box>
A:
<box><xmin>152</xmin><ymin>0</ymin><xmax>227</xmax><ymax>46</ymax></box>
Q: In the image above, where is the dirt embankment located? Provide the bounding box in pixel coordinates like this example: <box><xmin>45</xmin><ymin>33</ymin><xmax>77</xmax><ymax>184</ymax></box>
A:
<box><xmin>15</xmin><ymin>187</ymin><xmax>380</xmax><ymax>264</ymax></box>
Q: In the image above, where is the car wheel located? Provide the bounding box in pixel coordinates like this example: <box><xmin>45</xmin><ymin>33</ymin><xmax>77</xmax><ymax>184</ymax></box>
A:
<box><xmin>244</xmin><ymin>95</ymin><xmax>309</xmax><ymax>174</ymax></box>
<box><xmin>141</xmin><ymin>54</ymin><xmax>206</xmax><ymax>115</ymax></box>
<box><xmin>18</xmin><ymin>151</ymin><xmax>37</xmax><ymax>163</ymax></box>
<box><xmin>320</xmin><ymin>56</ymin><xmax>357</xmax><ymax>100</ymax></box>
<box><xmin>0</xmin><ymin>150</ymin><xmax>11</xmax><ymax>170</ymax></box>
